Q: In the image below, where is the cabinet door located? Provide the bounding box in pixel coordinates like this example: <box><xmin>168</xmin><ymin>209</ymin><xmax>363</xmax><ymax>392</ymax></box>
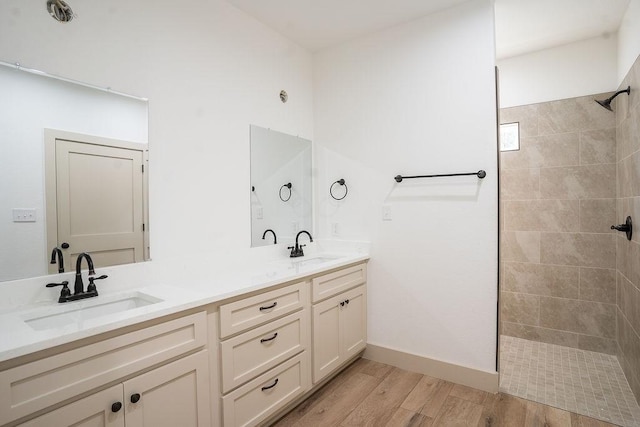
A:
<box><xmin>341</xmin><ymin>285</ymin><xmax>367</xmax><ymax>361</ymax></box>
<box><xmin>18</xmin><ymin>384</ymin><xmax>124</xmax><ymax>427</ymax></box>
<box><xmin>312</xmin><ymin>285</ymin><xmax>367</xmax><ymax>384</ymax></box>
<box><xmin>312</xmin><ymin>294</ymin><xmax>342</xmax><ymax>383</ymax></box>
<box><xmin>124</xmin><ymin>351</ymin><xmax>210</xmax><ymax>427</ymax></box>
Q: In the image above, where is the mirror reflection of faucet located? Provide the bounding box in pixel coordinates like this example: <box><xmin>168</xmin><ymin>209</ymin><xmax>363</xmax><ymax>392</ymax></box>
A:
<box><xmin>50</xmin><ymin>247</ymin><xmax>64</xmax><ymax>273</ymax></box>
<box><xmin>46</xmin><ymin>252</ymin><xmax>107</xmax><ymax>303</ymax></box>
<box><xmin>288</xmin><ymin>230</ymin><xmax>313</xmax><ymax>258</ymax></box>
<box><xmin>262</xmin><ymin>229</ymin><xmax>277</xmax><ymax>245</ymax></box>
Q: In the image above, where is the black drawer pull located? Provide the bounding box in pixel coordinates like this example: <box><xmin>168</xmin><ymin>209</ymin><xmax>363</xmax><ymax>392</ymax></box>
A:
<box><xmin>130</xmin><ymin>393</ymin><xmax>141</xmax><ymax>403</ymax></box>
<box><xmin>259</xmin><ymin>302</ymin><xmax>277</xmax><ymax>311</ymax></box>
<box><xmin>340</xmin><ymin>301</ymin><xmax>345</xmax><ymax>307</ymax></box>
<box><xmin>111</xmin><ymin>402</ymin><xmax>122</xmax><ymax>413</ymax></box>
<box><xmin>260</xmin><ymin>332</ymin><xmax>278</xmax><ymax>343</ymax></box>
<box><xmin>261</xmin><ymin>378</ymin><xmax>279</xmax><ymax>391</ymax></box>
<box><xmin>345</xmin><ymin>299</ymin><xmax>350</xmax><ymax>305</ymax></box>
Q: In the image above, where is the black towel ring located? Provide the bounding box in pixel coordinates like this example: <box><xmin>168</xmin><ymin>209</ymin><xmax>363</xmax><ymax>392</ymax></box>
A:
<box><xmin>330</xmin><ymin>179</ymin><xmax>348</xmax><ymax>201</ymax></box>
<box><xmin>279</xmin><ymin>182</ymin><xmax>292</xmax><ymax>202</ymax></box>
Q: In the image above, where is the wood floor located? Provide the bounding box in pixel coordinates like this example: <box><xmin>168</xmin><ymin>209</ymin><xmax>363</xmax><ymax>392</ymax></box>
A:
<box><xmin>272</xmin><ymin>358</ymin><xmax>618</xmax><ymax>427</ymax></box>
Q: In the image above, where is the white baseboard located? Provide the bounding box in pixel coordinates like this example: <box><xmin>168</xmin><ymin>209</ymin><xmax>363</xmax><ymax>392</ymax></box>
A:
<box><xmin>363</xmin><ymin>344</ymin><xmax>499</xmax><ymax>393</ymax></box>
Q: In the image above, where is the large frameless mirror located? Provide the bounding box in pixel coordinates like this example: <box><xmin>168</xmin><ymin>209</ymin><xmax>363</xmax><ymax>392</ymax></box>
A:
<box><xmin>250</xmin><ymin>125</ymin><xmax>312</xmax><ymax>247</ymax></box>
<box><xmin>0</xmin><ymin>63</ymin><xmax>149</xmax><ymax>282</ymax></box>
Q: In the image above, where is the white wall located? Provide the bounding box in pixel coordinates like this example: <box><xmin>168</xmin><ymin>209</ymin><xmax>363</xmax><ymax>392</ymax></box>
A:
<box><xmin>0</xmin><ymin>0</ymin><xmax>314</xmax><ymax>262</ymax></box>
<box><xmin>497</xmin><ymin>36</ymin><xmax>618</xmax><ymax>108</ymax></box>
<box><xmin>313</xmin><ymin>0</ymin><xmax>498</xmax><ymax>372</ymax></box>
<box><xmin>0</xmin><ymin>66</ymin><xmax>147</xmax><ymax>281</ymax></box>
<box><xmin>618</xmin><ymin>0</ymin><xmax>640</xmax><ymax>83</ymax></box>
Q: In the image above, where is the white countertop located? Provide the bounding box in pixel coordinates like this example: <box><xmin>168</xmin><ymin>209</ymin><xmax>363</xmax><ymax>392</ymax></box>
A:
<box><xmin>0</xmin><ymin>244</ymin><xmax>369</xmax><ymax>363</ymax></box>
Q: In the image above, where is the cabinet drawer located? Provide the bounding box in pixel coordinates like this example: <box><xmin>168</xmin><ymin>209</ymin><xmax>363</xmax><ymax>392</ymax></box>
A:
<box><xmin>312</xmin><ymin>263</ymin><xmax>366</xmax><ymax>303</ymax></box>
<box><xmin>220</xmin><ymin>282</ymin><xmax>308</xmax><ymax>338</ymax></box>
<box><xmin>0</xmin><ymin>312</ymin><xmax>206</xmax><ymax>426</ymax></box>
<box><xmin>221</xmin><ymin>310</ymin><xmax>309</xmax><ymax>393</ymax></box>
<box><xmin>222</xmin><ymin>352</ymin><xmax>310</xmax><ymax>427</ymax></box>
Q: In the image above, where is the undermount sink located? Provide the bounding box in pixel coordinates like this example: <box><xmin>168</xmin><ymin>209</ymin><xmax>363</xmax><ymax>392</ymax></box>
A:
<box><xmin>22</xmin><ymin>292</ymin><xmax>163</xmax><ymax>331</ymax></box>
<box><xmin>292</xmin><ymin>255</ymin><xmax>343</xmax><ymax>268</ymax></box>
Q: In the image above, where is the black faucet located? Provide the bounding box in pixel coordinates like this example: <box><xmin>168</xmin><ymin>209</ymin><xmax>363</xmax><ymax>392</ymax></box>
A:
<box><xmin>74</xmin><ymin>252</ymin><xmax>95</xmax><ymax>295</ymax></box>
<box><xmin>262</xmin><ymin>229</ymin><xmax>277</xmax><ymax>244</ymax></box>
<box><xmin>288</xmin><ymin>230</ymin><xmax>313</xmax><ymax>257</ymax></box>
<box><xmin>46</xmin><ymin>252</ymin><xmax>107</xmax><ymax>303</ymax></box>
<box><xmin>50</xmin><ymin>247</ymin><xmax>64</xmax><ymax>273</ymax></box>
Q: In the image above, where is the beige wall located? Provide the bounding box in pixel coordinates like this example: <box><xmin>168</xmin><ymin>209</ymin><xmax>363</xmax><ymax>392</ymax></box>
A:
<box><xmin>616</xmin><ymin>54</ymin><xmax>640</xmax><ymax>402</ymax></box>
<box><xmin>499</xmin><ymin>93</ymin><xmax>618</xmax><ymax>354</ymax></box>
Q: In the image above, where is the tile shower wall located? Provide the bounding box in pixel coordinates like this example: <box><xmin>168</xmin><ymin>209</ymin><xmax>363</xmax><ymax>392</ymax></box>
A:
<box><xmin>616</xmin><ymin>53</ymin><xmax>640</xmax><ymax>403</ymax></box>
<box><xmin>499</xmin><ymin>93</ymin><xmax>618</xmax><ymax>355</ymax></box>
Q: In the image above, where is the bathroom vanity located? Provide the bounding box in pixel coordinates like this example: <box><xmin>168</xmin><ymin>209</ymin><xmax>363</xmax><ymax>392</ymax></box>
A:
<box><xmin>0</xmin><ymin>252</ymin><xmax>368</xmax><ymax>427</ymax></box>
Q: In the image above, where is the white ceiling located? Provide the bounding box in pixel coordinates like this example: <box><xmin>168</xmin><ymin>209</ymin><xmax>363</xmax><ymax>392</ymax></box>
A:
<box><xmin>226</xmin><ymin>0</ymin><xmax>631</xmax><ymax>58</ymax></box>
<box><xmin>495</xmin><ymin>0</ymin><xmax>630</xmax><ymax>59</ymax></box>
<box><xmin>225</xmin><ymin>0</ymin><xmax>471</xmax><ymax>52</ymax></box>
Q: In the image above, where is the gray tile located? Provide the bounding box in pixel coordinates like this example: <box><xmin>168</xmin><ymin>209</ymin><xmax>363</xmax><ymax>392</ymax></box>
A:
<box><xmin>539</xmin><ymin>297</ymin><xmax>616</xmax><ymax>338</ymax></box>
<box><xmin>501</xmin><ymin>322</ymin><xmax>579</xmax><ymax>348</ymax></box>
<box><xmin>618</xmin><ymin>271</ymin><xmax>640</xmax><ymax>335</ymax></box>
<box><xmin>618</xmin><ymin>155</ymin><xmax>633</xmax><ymax>198</ymax></box>
<box><xmin>501</xmin><ymin>291</ymin><xmax>540</xmax><ymax>325</ymax></box>
<box><xmin>502</xmin><ymin>231</ymin><xmax>540</xmax><ymax>263</ymax></box>
<box><xmin>540</xmin><ymin>164</ymin><xmax>616</xmax><ymax>200</ymax></box>
<box><xmin>503</xmin><ymin>262</ymin><xmax>578</xmax><ymax>298</ymax></box>
<box><xmin>500</xmin><ymin>104</ymin><xmax>539</xmax><ymax>137</ymax></box>
<box><xmin>540</xmin><ymin>232</ymin><xmax>615</xmax><ymax>268</ymax></box>
<box><xmin>632</xmin><ymin>151</ymin><xmax>640</xmax><ymax>197</ymax></box>
<box><xmin>538</xmin><ymin>95</ymin><xmax>616</xmax><ymax>135</ymax></box>
<box><xmin>499</xmin><ymin>335</ymin><xmax>640</xmax><ymax>425</ymax></box>
<box><xmin>504</xmin><ymin>199</ymin><xmax>579</xmax><ymax>232</ymax></box>
<box><xmin>617</xmin><ymin>238</ymin><xmax>640</xmax><ymax>288</ymax></box>
<box><xmin>502</xmin><ymin>132</ymin><xmax>579</xmax><ymax>169</ymax></box>
<box><xmin>501</xmin><ymin>168</ymin><xmax>540</xmax><ymax>200</ymax></box>
<box><xmin>580</xmin><ymin>199</ymin><xmax>616</xmax><ymax>233</ymax></box>
<box><xmin>579</xmin><ymin>267</ymin><xmax>616</xmax><ymax>304</ymax></box>
<box><xmin>580</xmin><ymin>128</ymin><xmax>616</xmax><ymax>165</ymax></box>
<box><xmin>617</xmin><ymin>105</ymin><xmax>640</xmax><ymax>161</ymax></box>
<box><xmin>629</xmin><ymin>56</ymin><xmax>640</xmax><ymax>111</ymax></box>
<box><xmin>619</xmin><ymin>197</ymin><xmax>640</xmax><ymax>244</ymax></box>
<box><xmin>577</xmin><ymin>335</ymin><xmax>617</xmax><ymax>355</ymax></box>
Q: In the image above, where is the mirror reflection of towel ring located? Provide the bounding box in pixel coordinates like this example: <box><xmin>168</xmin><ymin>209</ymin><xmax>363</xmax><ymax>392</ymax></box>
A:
<box><xmin>279</xmin><ymin>183</ymin><xmax>292</xmax><ymax>202</ymax></box>
<box><xmin>330</xmin><ymin>179</ymin><xmax>348</xmax><ymax>201</ymax></box>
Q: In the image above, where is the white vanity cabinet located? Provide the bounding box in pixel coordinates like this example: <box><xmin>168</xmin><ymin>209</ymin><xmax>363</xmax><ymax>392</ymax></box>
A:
<box><xmin>218</xmin><ymin>281</ymin><xmax>311</xmax><ymax>427</ymax></box>
<box><xmin>1</xmin><ymin>312</ymin><xmax>210</xmax><ymax>427</ymax></box>
<box><xmin>311</xmin><ymin>264</ymin><xmax>367</xmax><ymax>384</ymax></box>
<box><xmin>17</xmin><ymin>351</ymin><xmax>210</xmax><ymax>427</ymax></box>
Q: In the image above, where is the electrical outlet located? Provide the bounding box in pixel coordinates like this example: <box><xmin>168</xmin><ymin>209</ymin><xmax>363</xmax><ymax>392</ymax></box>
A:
<box><xmin>13</xmin><ymin>208</ymin><xmax>36</xmax><ymax>223</ymax></box>
<box><xmin>256</xmin><ymin>206</ymin><xmax>263</xmax><ymax>219</ymax></box>
<box><xmin>382</xmin><ymin>205</ymin><xmax>392</xmax><ymax>221</ymax></box>
<box><xmin>331</xmin><ymin>222</ymin><xmax>339</xmax><ymax>236</ymax></box>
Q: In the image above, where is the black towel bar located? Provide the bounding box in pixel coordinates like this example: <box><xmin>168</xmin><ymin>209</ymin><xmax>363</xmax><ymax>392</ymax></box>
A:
<box><xmin>394</xmin><ymin>170</ymin><xmax>486</xmax><ymax>183</ymax></box>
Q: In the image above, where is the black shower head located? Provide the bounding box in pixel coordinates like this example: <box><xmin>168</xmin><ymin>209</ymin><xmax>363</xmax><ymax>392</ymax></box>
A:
<box><xmin>595</xmin><ymin>86</ymin><xmax>631</xmax><ymax>111</ymax></box>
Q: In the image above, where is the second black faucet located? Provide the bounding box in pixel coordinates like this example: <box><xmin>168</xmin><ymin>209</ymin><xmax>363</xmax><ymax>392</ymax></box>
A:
<box><xmin>289</xmin><ymin>230</ymin><xmax>313</xmax><ymax>257</ymax></box>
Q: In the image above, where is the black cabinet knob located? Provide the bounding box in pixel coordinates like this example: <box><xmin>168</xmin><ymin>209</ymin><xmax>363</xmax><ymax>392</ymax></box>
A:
<box><xmin>111</xmin><ymin>402</ymin><xmax>122</xmax><ymax>413</ymax></box>
<box><xmin>130</xmin><ymin>393</ymin><xmax>141</xmax><ymax>403</ymax></box>
<box><xmin>61</xmin><ymin>242</ymin><xmax>70</xmax><ymax>249</ymax></box>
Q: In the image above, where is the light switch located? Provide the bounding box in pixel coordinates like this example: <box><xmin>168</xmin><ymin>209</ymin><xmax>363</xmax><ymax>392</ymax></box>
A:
<box><xmin>382</xmin><ymin>205</ymin><xmax>392</xmax><ymax>221</ymax></box>
<box><xmin>13</xmin><ymin>208</ymin><xmax>36</xmax><ymax>222</ymax></box>
<box><xmin>331</xmin><ymin>222</ymin><xmax>339</xmax><ymax>236</ymax></box>
<box><xmin>256</xmin><ymin>206</ymin><xmax>263</xmax><ymax>219</ymax></box>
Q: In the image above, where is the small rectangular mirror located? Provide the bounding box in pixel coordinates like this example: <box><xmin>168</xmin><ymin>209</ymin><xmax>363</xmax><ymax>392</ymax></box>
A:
<box><xmin>250</xmin><ymin>125</ymin><xmax>312</xmax><ymax>247</ymax></box>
